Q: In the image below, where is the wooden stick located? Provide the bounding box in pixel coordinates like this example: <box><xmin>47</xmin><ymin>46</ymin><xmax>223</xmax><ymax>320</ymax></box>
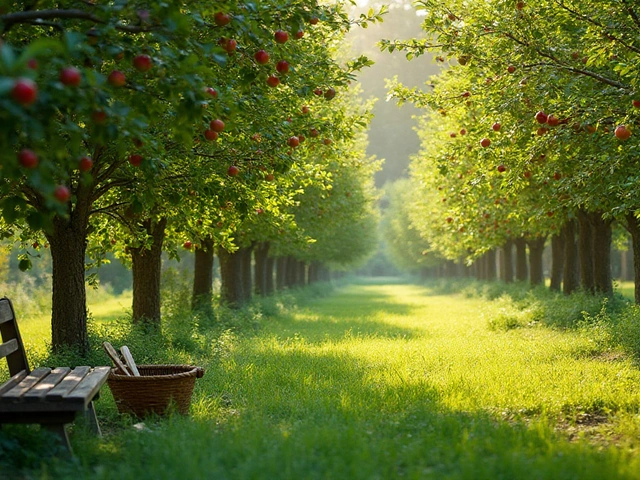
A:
<box><xmin>119</xmin><ymin>346</ymin><xmax>140</xmax><ymax>376</ymax></box>
<box><xmin>102</xmin><ymin>342</ymin><xmax>130</xmax><ymax>376</ymax></box>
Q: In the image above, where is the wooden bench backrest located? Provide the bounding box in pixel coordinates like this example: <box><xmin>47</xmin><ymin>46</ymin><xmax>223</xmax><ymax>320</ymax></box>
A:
<box><xmin>0</xmin><ymin>297</ymin><xmax>30</xmax><ymax>377</ymax></box>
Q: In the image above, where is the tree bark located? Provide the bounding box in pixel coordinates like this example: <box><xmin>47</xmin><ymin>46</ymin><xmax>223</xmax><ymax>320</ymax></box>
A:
<box><xmin>514</xmin><ymin>237</ymin><xmax>528</xmax><ymax>282</ymax></box>
<box><xmin>486</xmin><ymin>249</ymin><xmax>497</xmax><ymax>280</ymax></box>
<box><xmin>265</xmin><ymin>256</ymin><xmax>275</xmax><ymax>295</ymax></box>
<box><xmin>218</xmin><ymin>247</ymin><xmax>244</xmax><ymax>307</ymax></box>
<box><xmin>254</xmin><ymin>242</ymin><xmax>270</xmax><ymax>296</ymax></box>
<box><xmin>577</xmin><ymin>209</ymin><xmax>595</xmax><ymax>294</ymax></box>
<box><xmin>298</xmin><ymin>261</ymin><xmax>307</xmax><ymax>285</ymax></box>
<box><xmin>589</xmin><ymin>211</ymin><xmax>613</xmax><ymax>296</ymax></box>
<box><xmin>527</xmin><ymin>236</ymin><xmax>547</xmax><ymax>286</ymax></box>
<box><xmin>239</xmin><ymin>244</ymin><xmax>254</xmax><ymax>303</ymax></box>
<box><xmin>46</xmin><ymin>213</ymin><xmax>90</xmax><ymax>354</ymax></box>
<box><xmin>562</xmin><ymin>219</ymin><xmax>580</xmax><ymax>295</ymax></box>
<box><xmin>501</xmin><ymin>239</ymin><xmax>514</xmax><ymax>283</ymax></box>
<box><xmin>625</xmin><ymin>213</ymin><xmax>640</xmax><ymax>304</ymax></box>
<box><xmin>285</xmin><ymin>256</ymin><xmax>297</xmax><ymax>287</ymax></box>
<box><xmin>550</xmin><ymin>233</ymin><xmax>565</xmax><ymax>292</ymax></box>
<box><xmin>130</xmin><ymin>217</ymin><xmax>167</xmax><ymax>327</ymax></box>
<box><xmin>276</xmin><ymin>257</ymin><xmax>287</xmax><ymax>290</ymax></box>
<box><xmin>192</xmin><ymin>237</ymin><xmax>214</xmax><ymax>312</ymax></box>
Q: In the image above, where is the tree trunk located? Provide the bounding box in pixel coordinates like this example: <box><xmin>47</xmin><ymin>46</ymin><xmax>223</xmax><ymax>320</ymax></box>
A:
<box><xmin>486</xmin><ymin>249</ymin><xmax>497</xmax><ymax>280</ymax></box>
<box><xmin>501</xmin><ymin>239</ymin><xmax>514</xmax><ymax>283</ymax></box>
<box><xmin>265</xmin><ymin>256</ymin><xmax>275</xmax><ymax>295</ymax></box>
<box><xmin>285</xmin><ymin>256</ymin><xmax>297</xmax><ymax>287</ymax></box>
<box><xmin>218</xmin><ymin>247</ymin><xmax>244</xmax><ymax>307</ymax></box>
<box><xmin>527</xmin><ymin>236</ymin><xmax>547</xmax><ymax>286</ymax></box>
<box><xmin>625</xmin><ymin>213</ymin><xmax>640</xmax><ymax>304</ymax></box>
<box><xmin>563</xmin><ymin>219</ymin><xmax>580</xmax><ymax>295</ymax></box>
<box><xmin>46</xmin><ymin>214</ymin><xmax>90</xmax><ymax>354</ymax></box>
<box><xmin>130</xmin><ymin>218</ymin><xmax>167</xmax><ymax>327</ymax></box>
<box><xmin>254</xmin><ymin>242</ymin><xmax>270</xmax><ymax>296</ymax></box>
<box><xmin>514</xmin><ymin>237</ymin><xmax>528</xmax><ymax>282</ymax></box>
<box><xmin>239</xmin><ymin>244</ymin><xmax>254</xmax><ymax>303</ymax></box>
<box><xmin>577</xmin><ymin>209</ymin><xmax>595</xmax><ymax>294</ymax></box>
<box><xmin>550</xmin><ymin>233</ymin><xmax>565</xmax><ymax>292</ymax></box>
<box><xmin>298</xmin><ymin>261</ymin><xmax>307</xmax><ymax>285</ymax></box>
<box><xmin>589</xmin><ymin>211</ymin><xmax>613</xmax><ymax>296</ymax></box>
<box><xmin>192</xmin><ymin>237</ymin><xmax>214</xmax><ymax>312</ymax></box>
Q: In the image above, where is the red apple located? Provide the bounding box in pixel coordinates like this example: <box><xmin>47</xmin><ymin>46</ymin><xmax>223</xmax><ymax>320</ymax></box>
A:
<box><xmin>461</xmin><ymin>91</ymin><xmax>471</xmax><ymax>98</ymax></box>
<box><xmin>507</xmin><ymin>65</ymin><xmax>516</xmax><ymax>73</ymax></box>
<box><xmin>227</xmin><ymin>165</ymin><xmax>239</xmax><ymax>176</ymax></box>
<box><xmin>537</xmin><ymin>127</ymin><xmax>549</xmax><ymax>136</ymax></box>
<box><xmin>266</xmin><ymin>75</ymin><xmax>280</xmax><ymax>87</ymax></box>
<box><xmin>205</xmin><ymin>87</ymin><xmax>218</xmax><ymax>98</ymax></box>
<box><xmin>298</xmin><ymin>134</ymin><xmax>306</xmax><ymax>143</ymax></box>
<box><xmin>615</xmin><ymin>125</ymin><xmax>632</xmax><ymax>140</ymax></box>
<box><xmin>108</xmin><ymin>70</ymin><xmax>126</xmax><ymax>87</ymax></box>
<box><xmin>313</xmin><ymin>88</ymin><xmax>323</xmax><ymax>96</ymax></box>
<box><xmin>288</xmin><ymin>136</ymin><xmax>300</xmax><ymax>148</ymax></box>
<box><xmin>11</xmin><ymin>78</ymin><xmax>38</xmax><ymax>106</ymax></box>
<box><xmin>459</xmin><ymin>128</ymin><xmax>467</xmax><ymax>135</ymax></box>
<box><xmin>92</xmin><ymin>110</ymin><xmax>107</xmax><ymax>124</ymax></box>
<box><xmin>274</xmin><ymin>30</ymin><xmax>289</xmax><ymax>44</ymax></box>
<box><xmin>310</xmin><ymin>128</ymin><xmax>319</xmax><ymax>137</ymax></box>
<box><xmin>535</xmin><ymin>111</ymin><xmax>548</xmax><ymax>123</ymax></box>
<box><xmin>553</xmin><ymin>172</ymin><xmax>562</xmax><ymax>180</ymax></box>
<box><xmin>492</xmin><ymin>122</ymin><xmax>501</xmax><ymax>132</ymax></box>
<box><xmin>516</xmin><ymin>1</ymin><xmax>525</xmax><ymax>9</ymax></box>
<box><xmin>133</xmin><ymin>55</ymin><xmax>153</xmax><ymax>72</ymax></box>
<box><xmin>295</xmin><ymin>30</ymin><xmax>304</xmax><ymax>39</ymax></box>
<box><xmin>265</xmin><ymin>173</ymin><xmax>275</xmax><ymax>181</ymax></box>
<box><xmin>301</xmin><ymin>105</ymin><xmax>310</xmax><ymax>114</ymax></box>
<box><xmin>523</xmin><ymin>171</ymin><xmax>532</xmax><ymax>178</ymax></box>
<box><xmin>254</xmin><ymin>50</ymin><xmax>270</xmax><ymax>64</ymax></box>
<box><xmin>129</xmin><ymin>154</ymin><xmax>143</xmax><ymax>166</ymax></box>
<box><xmin>546</xmin><ymin>114</ymin><xmax>560</xmax><ymax>127</ymax></box>
<box><xmin>54</xmin><ymin>185</ymin><xmax>71</xmax><ymax>203</ymax></box>
<box><xmin>633</xmin><ymin>99</ymin><xmax>640</xmax><ymax>108</ymax></box>
<box><xmin>133</xmin><ymin>138</ymin><xmax>144</xmax><ymax>148</ymax></box>
<box><xmin>546</xmin><ymin>211</ymin><xmax>554</xmax><ymax>217</ymax></box>
<box><xmin>79</xmin><ymin>156</ymin><xmax>93</xmax><ymax>172</ymax></box>
<box><xmin>446</xmin><ymin>217</ymin><xmax>453</xmax><ymax>223</ymax></box>
<box><xmin>27</xmin><ymin>59</ymin><xmax>38</xmax><ymax>70</ymax></box>
<box><xmin>323</xmin><ymin>138</ymin><xmax>332</xmax><ymax>145</ymax></box>
<box><xmin>480</xmin><ymin>138</ymin><xmax>491</xmax><ymax>147</ymax></box>
<box><xmin>324</xmin><ymin>87</ymin><xmax>336</xmax><ymax>100</ymax></box>
<box><xmin>276</xmin><ymin>60</ymin><xmax>290</xmax><ymax>74</ymax></box>
<box><xmin>204</xmin><ymin>129</ymin><xmax>219</xmax><ymax>141</ymax></box>
<box><xmin>210</xmin><ymin>119</ymin><xmax>225</xmax><ymax>132</ymax></box>
<box><xmin>450</xmin><ymin>132</ymin><xmax>457</xmax><ymax>138</ymax></box>
<box><xmin>214</xmin><ymin>12</ymin><xmax>231</xmax><ymax>26</ymax></box>
<box><xmin>309</xmin><ymin>16</ymin><xmax>319</xmax><ymax>25</ymax></box>
<box><xmin>497</xmin><ymin>164</ymin><xmax>506</xmax><ymax>172</ymax></box>
<box><xmin>183</xmin><ymin>241</ymin><xmax>193</xmax><ymax>250</ymax></box>
<box><xmin>18</xmin><ymin>149</ymin><xmax>38</xmax><ymax>169</ymax></box>
<box><xmin>60</xmin><ymin>67</ymin><xmax>81</xmax><ymax>86</ymax></box>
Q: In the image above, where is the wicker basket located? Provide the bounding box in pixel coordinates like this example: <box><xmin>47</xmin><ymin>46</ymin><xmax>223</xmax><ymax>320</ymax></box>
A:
<box><xmin>107</xmin><ymin>365</ymin><xmax>204</xmax><ymax>417</ymax></box>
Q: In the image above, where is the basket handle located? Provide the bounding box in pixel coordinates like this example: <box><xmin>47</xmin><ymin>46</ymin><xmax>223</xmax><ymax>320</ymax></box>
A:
<box><xmin>195</xmin><ymin>367</ymin><xmax>205</xmax><ymax>378</ymax></box>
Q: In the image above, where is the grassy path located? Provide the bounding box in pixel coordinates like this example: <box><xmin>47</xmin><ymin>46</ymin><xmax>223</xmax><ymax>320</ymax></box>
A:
<box><xmin>15</xmin><ymin>281</ymin><xmax>640</xmax><ymax>478</ymax></box>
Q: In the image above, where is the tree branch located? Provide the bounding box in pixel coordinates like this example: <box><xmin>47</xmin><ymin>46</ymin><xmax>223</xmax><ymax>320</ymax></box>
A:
<box><xmin>1</xmin><ymin>9</ymin><xmax>153</xmax><ymax>33</ymax></box>
<box><xmin>622</xmin><ymin>0</ymin><xmax>640</xmax><ymax>29</ymax></box>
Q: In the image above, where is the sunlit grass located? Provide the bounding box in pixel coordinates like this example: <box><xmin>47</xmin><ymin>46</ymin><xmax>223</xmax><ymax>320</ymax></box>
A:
<box><xmin>5</xmin><ymin>281</ymin><xmax>640</xmax><ymax>479</ymax></box>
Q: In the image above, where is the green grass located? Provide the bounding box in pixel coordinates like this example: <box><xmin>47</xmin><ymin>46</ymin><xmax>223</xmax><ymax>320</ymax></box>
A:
<box><xmin>4</xmin><ymin>281</ymin><xmax>640</xmax><ymax>479</ymax></box>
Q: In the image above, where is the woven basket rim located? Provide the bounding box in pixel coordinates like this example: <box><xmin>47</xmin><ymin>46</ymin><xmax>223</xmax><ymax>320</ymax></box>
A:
<box><xmin>108</xmin><ymin>364</ymin><xmax>204</xmax><ymax>381</ymax></box>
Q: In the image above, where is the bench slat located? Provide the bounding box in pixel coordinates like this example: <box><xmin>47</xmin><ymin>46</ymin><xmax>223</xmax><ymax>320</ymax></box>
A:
<box><xmin>0</xmin><ymin>367</ymin><xmax>51</xmax><ymax>401</ymax></box>
<box><xmin>0</xmin><ymin>338</ymin><xmax>19</xmax><ymax>359</ymax></box>
<box><xmin>64</xmin><ymin>367</ymin><xmax>111</xmax><ymax>405</ymax></box>
<box><xmin>0</xmin><ymin>300</ymin><xmax>14</xmax><ymax>325</ymax></box>
<box><xmin>0</xmin><ymin>370</ymin><xmax>28</xmax><ymax>396</ymax></box>
<box><xmin>23</xmin><ymin>367</ymin><xmax>72</xmax><ymax>402</ymax></box>
<box><xmin>46</xmin><ymin>366</ymin><xmax>91</xmax><ymax>401</ymax></box>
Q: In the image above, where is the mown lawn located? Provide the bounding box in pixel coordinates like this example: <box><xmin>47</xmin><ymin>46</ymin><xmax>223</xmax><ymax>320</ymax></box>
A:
<box><xmin>4</xmin><ymin>281</ymin><xmax>640</xmax><ymax>479</ymax></box>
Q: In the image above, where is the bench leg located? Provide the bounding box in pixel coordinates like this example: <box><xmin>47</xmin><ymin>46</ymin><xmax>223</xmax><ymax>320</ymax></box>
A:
<box><xmin>84</xmin><ymin>401</ymin><xmax>102</xmax><ymax>436</ymax></box>
<box><xmin>42</xmin><ymin>423</ymin><xmax>72</xmax><ymax>453</ymax></box>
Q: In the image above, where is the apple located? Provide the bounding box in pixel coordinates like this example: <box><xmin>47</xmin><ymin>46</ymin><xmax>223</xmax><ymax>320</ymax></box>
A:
<box><xmin>183</xmin><ymin>241</ymin><xmax>193</xmax><ymax>249</ymax></box>
<box><xmin>288</xmin><ymin>136</ymin><xmax>300</xmax><ymax>147</ymax></box>
<box><xmin>214</xmin><ymin>12</ymin><xmax>231</xmax><ymax>26</ymax></box>
<box><xmin>11</xmin><ymin>78</ymin><xmax>38</xmax><ymax>106</ymax></box>
<box><xmin>535</xmin><ymin>111</ymin><xmax>548</xmax><ymax>123</ymax></box>
<box><xmin>633</xmin><ymin>99</ymin><xmax>640</xmax><ymax>108</ymax></box>
<box><xmin>537</xmin><ymin>127</ymin><xmax>549</xmax><ymax>136</ymax></box>
<box><xmin>254</xmin><ymin>50</ymin><xmax>270</xmax><ymax>64</ymax></box>
<box><xmin>446</xmin><ymin>217</ymin><xmax>453</xmax><ymax>223</ymax></box>
<box><xmin>301</xmin><ymin>105</ymin><xmax>310</xmax><ymax>114</ymax></box>
<box><xmin>324</xmin><ymin>87</ymin><xmax>336</xmax><ymax>100</ymax></box>
<box><xmin>18</xmin><ymin>149</ymin><xmax>38</xmax><ymax>168</ymax></box>
<box><xmin>310</xmin><ymin>128</ymin><xmax>319</xmax><ymax>137</ymax></box>
<box><xmin>507</xmin><ymin>65</ymin><xmax>516</xmax><ymax>73</ymax></box>
<box><xmin>204</xmin><ymin>129</ymin><xmax>218</xmax><ymax>141</ymax></box>
<box><xmin>92</xmin><ymin>110</ymin><xmax>107</xmax><ymax>124</ymax></box>
<box><xmin>553</xmin><ymin>172</ymin><xmax>562</xmax><ymax>180</ymax></box>
<box><xmin>459</xmin><ymin>128</ymin><xmax>467</xmax><ymax>135</ymax></box>
<box><xmin>480</xmin><ymin>138</ymin><xmax>491</xmax><ymax>147</ymax></box>
<box><xmin>225</xmin><ymin>39</ymin><xmax>237</xmax><ymax>53</ymax></box>
<box><xmin>54</xmin><ymin>185</ymin><xmax>71</xmax><ymax>203</ymax></box>
<box><xmin>524</xmin><ymin>171</ymin><xmax>532</xmax><ymax>178</ymax></box>
<box><xmin>461</xmin><ymin>91</ymin><xmax>471</xmax><ymax>98</ymax></box>
<box><xmin>265</xmin><ymin>173</ymin><xmax>275</xmax><ymax>181</ymax></box>
<box><xmin>129</xmin><ymin>154</ymin><xmax>143</xmax><ymax>166</ymax></box>
<box><xmin>205</xmin><ymin>87</ymin><xmax>218</xmax><ymax>98</ymax></box>
<box><xmin>267</xmin><ymin>75</ymin><xmax>280</xmax><ymax>87</ymax></box>
<box><xmin>108</xmin><ymin>70</ymin><xmax>126</xmax><ymax>87</ymax></box>
<box><xmin>323</xmin><ymin>138</ymin><xmax>332</xmax><ymax>145</ymax></box>
<box><xmin>27</xmin><ymin>58</ymin><xmax>38</xmax><ymax>70</ymax></box>
<box><xmin>133</xmin><ymin>138</ymin><xmax>144</xmax><ymax>148</ymax></box>
<box><xmin>615</xmin><ymin>125</ymin><xmax>632</xmax><ymax>140</ymax></box>
<box><xmin>274</xmin><ymin>30</ymin><xmax>289</xmax><ymax>44</ymax></box>
<box><xmin>313</xmin><ymin>88</ymin><xmax>323</xmax><ymax>96</ymax></box>
<box><xmin>497</xmin><ymin>164</ymin><xmax>506</xmax><ymax>172</ymax></box>
<box><xmin>546</xmin><ymin>211</ymin><xmax>554</xmax><ymax>217</ymax></box>
<box><xmin>79</xmin><ymin>156</ymin><xmax>93</xmax><ymax>172</ymax></box>
<box><xmin>210</xmin><ymin>119</ymin><xmax>225</xmax><ymax>132</ymax></box>
<box><xmin>295</xmin><ymin>30</ymin><xmax>304</xmax><ymax>39</ymax></box>
<box><xmin>309</xmin><ymin>16</ymin><xmax>319</xmax><ymax>25</ymax></box>
<box><xmin>450</xmin><ymin>132</ymin><xmax>457</xmax><ymax>138</ymax></box>
<box><xmin>276</xmin><ymin>60</ymin><xmax>290</xmax><ymax>74</ymax></box>
<box><xmin>133</xmin><ymin>55</ymin><xmax>153</xmax><ymax>72</ymax></box>
<box><xmin>298</xmin><ymin>134</ymin><xmax>306</xmax><ymax>143</ymax></box>
<box><xmin>492</xmin><ymin>122</ymin><xmax>501</xmax><ymax>132</ymax></box>
<box><xmin>227</xmin><ymin>165</ymin><xmax>239</xmax><ymax>176</ymax></box>
<box><xmin>516</xmin><ymin>1</ymin><xmax>525</xmax><ymax>9</ymax></box>
<box><xmin>546</xmin><ymin>114</ymin><xmax>560</xmax><ymax>127</ymax></box>
<box><xmin>60</xmin><ymin>67</ymin><xmax>81</xmax><ymax>86</ymax></box>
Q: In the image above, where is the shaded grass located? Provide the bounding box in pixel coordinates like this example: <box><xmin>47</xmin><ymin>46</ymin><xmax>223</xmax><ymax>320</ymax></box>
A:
<box><xmin>3</xmin><ymin>281</ymin><xmax>640</xmax><ymax>479</ymax></box>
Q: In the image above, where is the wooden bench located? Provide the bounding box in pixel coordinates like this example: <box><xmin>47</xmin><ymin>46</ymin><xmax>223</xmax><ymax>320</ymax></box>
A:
<box><xmin>0</xmin><ymin>297</ymin><xmax>110</xmax><ymax>452</ymax></box>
